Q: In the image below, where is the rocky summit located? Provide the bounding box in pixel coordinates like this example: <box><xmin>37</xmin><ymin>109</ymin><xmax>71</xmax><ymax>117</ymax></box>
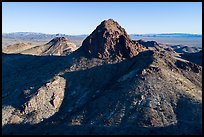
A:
<box><xmin>2</xmin><ymin>19</ymin><xmax>202</xmax><ymax>135</ymax></box>
<box><xmin>79</xmin><ymin>19</ymin><xmax>146</xmax><ymax>59</ymax></box>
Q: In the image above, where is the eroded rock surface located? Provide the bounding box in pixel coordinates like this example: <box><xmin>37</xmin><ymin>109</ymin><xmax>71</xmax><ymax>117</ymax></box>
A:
<box><xmin>79</xmin><ymin>19</ymin><xmax>146</xmax><ymax>59</ymax></box>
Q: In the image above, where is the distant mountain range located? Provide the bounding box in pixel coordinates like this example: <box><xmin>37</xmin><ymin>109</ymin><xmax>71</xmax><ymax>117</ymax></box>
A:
<box><xmin>2</xmin><ymin>32</ymin><xmax>201</xmax><ymax>39</ymax></box>
<box><xmin>130</xmin><ymin>33</ymin><xmax>202</xmax><ymax>37</ymax></box>
<box><xmin>2</xmin><ymin>32</ymin><xmax>87</xmax><ymax>47</ymax></box>
<box><xmin>2</xmin><ymin>32</ymin><xmax>87</xmax><ymax>40</ymax></box>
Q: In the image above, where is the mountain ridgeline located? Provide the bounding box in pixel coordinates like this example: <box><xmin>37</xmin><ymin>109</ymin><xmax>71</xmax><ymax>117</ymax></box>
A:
<box><xmin>2</xmin><ymin>19</ymin><xmax>202</xmax><ymax>135</ymax></box>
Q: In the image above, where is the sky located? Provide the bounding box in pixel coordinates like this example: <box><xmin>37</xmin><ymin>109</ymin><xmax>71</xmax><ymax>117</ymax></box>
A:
<box><xmin>2</xmin><ymin>2</ymin><xmax>202</xmax><ymax>35</ymax></box>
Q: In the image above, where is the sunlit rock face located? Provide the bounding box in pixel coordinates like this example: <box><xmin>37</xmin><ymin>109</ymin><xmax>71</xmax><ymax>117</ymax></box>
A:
<box><xmin>79</xmin><ymin>19</ymin><xmax>146</xmax><ymax>59</ymax></box>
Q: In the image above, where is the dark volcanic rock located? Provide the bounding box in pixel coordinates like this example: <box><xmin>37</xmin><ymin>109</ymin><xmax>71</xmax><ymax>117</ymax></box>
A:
<box><xmin>172</xmin><ymin>45</ymin><xmax>201</xmax><ymax>54</ymax></box>
<box><xmin>137</xmin><ymin>39</ymin><xmax>159</xmax><ymax>47</ymax></box>
<box><xmin>78</xmin><ymin>19</ymin><xmax>146</xmax><ymax>59</ymax></box>
<box><xmin>175</xmin><ymin>60</ymin><xmax>201</xmax><ymax>73</ymax></box>
<box><xmin>180</xmin><ymin>50</ymin><xmax>202</xmax><ymax>66</ymax></box>
<box><xmin>47</xmin><ymin>37</ymin><xmax>68</xmax><ymax>45</ymax></box>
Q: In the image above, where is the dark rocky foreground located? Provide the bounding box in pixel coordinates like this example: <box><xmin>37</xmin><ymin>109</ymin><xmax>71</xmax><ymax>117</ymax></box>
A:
<box><xmin>3</xmin><ymin>120</ymin><xmax>202</xmax><ymax>135</ymax></box>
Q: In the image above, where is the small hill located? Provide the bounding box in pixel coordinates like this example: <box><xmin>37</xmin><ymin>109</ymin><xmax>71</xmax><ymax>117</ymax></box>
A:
<box><xmin>21</xmin><ymin>37</ymin><xmax>78</xmax><ymax>56</ymax></box>
<box><xmin>136</xmin><ymin>39</ymin><xmax>159</xmax><ymax>47</ymax></box>
<box><xmin>2</xmin><ymin>43</ymin><xmax>34</xmax><ymax>54</ymax></box>
<box><xmin>171</xmin><ymin>45</ymin><xmax>201</xmax><ymax>54</ymax></box>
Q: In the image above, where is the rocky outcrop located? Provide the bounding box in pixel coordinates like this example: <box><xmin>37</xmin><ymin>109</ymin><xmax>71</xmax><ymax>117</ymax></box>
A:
<box><xmin>175</xmin><ymin>59</ymin><xmax>201</xmax><ymax>73</ymax></box>
<box><xmin>79</xmin><ymin>19</ymin><xmax>146</xmax><ymax>59</ymax></box>
<box><xmin>22</xmin><ymin>76</ymin><xmax>65</xmax><ymax>124</ymax></box>
<box><xmin>180</xmin><ymin>50</ymin><xmax>202</xmax><ymax>66</ymax></box>
<box><xmin>137</xmin><ymin>39</ymin><xmax>159</xmax><ymax>47</ymax></box>
<box><xmin>2</xmin><ymin>76</ymin><xmax>66</xmax><ymax>125</ymax></box>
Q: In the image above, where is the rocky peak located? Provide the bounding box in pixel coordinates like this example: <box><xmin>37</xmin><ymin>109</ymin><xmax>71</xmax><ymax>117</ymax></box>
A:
<box><xmin>97</xmin><ymin>19</ymin><xmax>127</xmax><ymax>35</ymax></box>
<box><xmin>48</xmin><ymin>37</ymin><xmax>70</xmax><ymax>45</ymax></box>
<box><xmin>42</xmin><ymin>37</ymin><xmax>77</xmax><ymax>56</ymax></box>
<box><xmin>79</xmin><ymin>19</ymin><xmax>146</xmax><ymax>59</ymax></box>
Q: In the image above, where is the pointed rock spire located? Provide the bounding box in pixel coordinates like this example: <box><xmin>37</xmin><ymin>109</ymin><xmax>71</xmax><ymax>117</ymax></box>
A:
<box><xmin>79</xmin><ymin>19</ymin><xmax>146</xmax><ymax>59</ymax></box>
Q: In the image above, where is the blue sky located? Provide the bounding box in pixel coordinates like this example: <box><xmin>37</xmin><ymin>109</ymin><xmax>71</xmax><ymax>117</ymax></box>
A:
<box><xmin>2</xmin><ymin>2</ymin><xmax>202</xmax><ymax>35</ymax></box>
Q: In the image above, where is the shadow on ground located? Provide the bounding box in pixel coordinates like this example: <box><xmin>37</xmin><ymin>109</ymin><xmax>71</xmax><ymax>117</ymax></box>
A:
<box><xmin>2</xmin><ymin>51</ymin><xmax>202</xmax><ymax>135</ymax></box>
